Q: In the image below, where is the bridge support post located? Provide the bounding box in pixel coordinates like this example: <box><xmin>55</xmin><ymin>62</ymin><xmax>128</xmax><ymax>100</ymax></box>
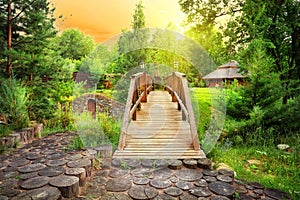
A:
<box><xmin>141</xmin><ymin>72</ymin><xmax>147</xmax><ymax>103</ymax></box>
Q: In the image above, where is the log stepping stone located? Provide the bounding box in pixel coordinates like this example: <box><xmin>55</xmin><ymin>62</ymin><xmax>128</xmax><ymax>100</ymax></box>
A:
<box><xmin>0</xmin><ymin>188</ymin><xmax>20</xmax><ymax>197</ymax></box>
<box><xmin>46</xmin><ymin>159</ymin><xmax>68</xmax><ymax>167</ymax></box>
<box><xmin>38</xmin><ymin>166</ymin><xmax>65</xmax><ymax>177</ymax></box>
<box><xmin>194</xmin><ymin>179</ymin><xmax>208</xmax><ymax>187</ymax></box>
<box><xmin>65</xmin><ymin>167</ymin><xmax>86</xmax><ymax>186</ymax></box>
<box><xmin>49</xmin><ymin>175</ymin><xmax>79</xmax><ymax>198</ymax></box>
<box><xmin>106</xmin><ymin>178</ymin><xmax>132</xmax><ymax>192</ymax></box>
<box><xmin>67</xmin><ymin>158</ymin><xmax>91</xmax><ymax>177</ymax></box>
<box><xmin>218</xmin><ymin>168</ymin><xmax>235</xmax><ymax>177</ymax></box>
<box><xmin>179</xmin><ymin>194</ymin><xmax>198</xmax><ymax>200</ymax></box>
<box><xmin>216</xmin><ymin>175</ymin><xmax>233</xmax><ymax>183</ymax></box>
<box><xmin>109</xmin><ymin>168</ymin><xmax>130</xmax><ymax>178</ymax></box>
<box><xmin>3</xmin><ymin>166</ymin><xmax>17</xmax><ymax>172</ymax></box>
<box><xmin>11</xmin><ymin>186</ymin><xmax>61</xmax><ymax>200</ymax></box>
<box><xmin>100</xmin><ymin>193</ymin><xmax>131</xmax><ymax>200</ymax></box>
<box><xmin>183</xmin><ymin>159</ymin><xmax>198</xmax><ymax>169</ymax></box>
<box><xmin>249</xmin><ymin>182</ymin><xmax>264</xmax><ymax>189</ymax></box>
<box><xmin>31</xmin><ymin>158</ymin><xmax>46</xmax><ymax>164</ymax></box>
<box><xmin>197</xmin><ymin>158</ymin><xmax>212</xmax><ymax>169</ymax></box>
<box><xmin>210</xmin><ymin>195</ymin><xmax>230</xmax><ymax>200</ymax></box>
<box><xmin>204</xmin><ymin>176</ymin><xmax>217</xmax><ymax>182</ymax></box>
<box><xmin>133</xmin><ymin>177</ymin><xmax>149</xmax><ymax>185</ymax></box>
<box><xmin>209</xmin><ymin>181</ymin><xmax>235</xmax><ymax>197</ymax></box>
<box><xmin>235</xmin><ymin>185</ymin><xmax>248</xmax><ymax>194</ymax></box>
<box><xmin>26</xmin><ymin>152</ymin><xmax>44</xmax><ymax>160</ymax></box>
<box><xmin>202</xmin><ymin>169</ymin><xmax>218</xmax><ymax>177</ymax></box>
<box><xmin>141</xmin><ymin>159</ymin><xmax>155</xmax><ymax>168</ymax></box>
<box><xmin>111</xmin><ymin>158</ymin><xmax>122</xmax><ymax>167</ymax></box>
<box><xmin>153</xmin><ymin>159</ymin><xmax>169</xmax><ymax>168</ymax></box>
<box><xmin>131</xmin><ymin>168</ymin><xmax>152</xmax><ymax>178</ymax></box>
<box><xmin>176</xmin><ymin>169</ymin><xmax>203</xmax><ymax>181</ymax></box>
<box><xmin>165</xmin><ymin>186</ymin><xmax>183</xmax><ymax>197</ymax></box>
<box><xmin>46</xmin><ymin>153</ymin><xmax>66</xmax><ymax>160</ymax></box>
<box><xmin>253</xmin><ymin>189</ymin><xmax>264</xmax><ymax>195</ymax></box>
<box><xmin>93</xmin><ymin>177</ymin><xmax>107</xmax><ymax>186</ymax></box>
<box><xmin>154</xmin><ymin>194</ymin><xmax>177</xmax><ymax>200</ymax></box>
<box><xmin>94</xmin><ymin>145</ymin><xmax>112</xmax><ymax>158</ymax></box>
<box><xmin>128</xmin><ymin>185</ymin><xmax>158</xmax><ymax>200</ymax></box>
<box><xmin>264</xmin><ymin>188</ymin><xmax>291</xmax><ymax>200</ymax></box>
<box><xmin>150</xmin><ymin>179</ymin><xmax>172</xmax><ymax>189</ymax></box>
<box><xmin>41</xmin><ymin>150</ymin><xmax>56</xmax><ymax>155</ymax></box>
<box><xmin>20</xmin><ymin>172</ymin><xmax>39</xmax><ymax>180</ymax></box>
<box><xmin>175</xmin><ymin>181</ymin><xmax>194</xmax><ymax>191</ymax></box>
<box><xmin>168</xmin><ymin>160</ymin><xmax>183</xmax><ymax>170</ymax></box>
<box><xmin>66</xmin><ymin>154</ymin><xmax>82</xmax><ymax>161</ymax></box>
<box><xmin>170</xmin><ymin>176</ymin><xmax>179</xmax><ymax>183</ymax></box>
<box><xmin>8</xmin><ymin>159</ymin><xmax>30</xmax><ymax>167</ymax></box>
<box><xmin>21</xmin><ymin>176</ymin><xmax>50</xmax><ymax>189</ymax></box>
<box><xmin>122</xmin><ymin>159</ymin><xmax>141</xmax><ymax>169</ymax></box>
<box><xmin>189</xmin><ymin>187</ymin><xmax>212</xmax><ymax>197</ymax></box>
<box><xmin>0</xmin><ymin>171</ymin><xmax>18</xmax><ymax>180</ymax></box>
<box><xmin>153</xmin><ymin>168</ymin><xmax>173</xmax><ymax>179</ymax></box>
<box><xmin>18</xmin><ymin>163</ymin><xmax>46</xmax><ymax>173</ymax></box>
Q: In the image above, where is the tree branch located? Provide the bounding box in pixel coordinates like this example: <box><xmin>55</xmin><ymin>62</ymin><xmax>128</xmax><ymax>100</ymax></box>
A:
<box><xmin>11</xmin><ymin>0</ymin><xmax>39</xmax><ymax>21</ymax></box>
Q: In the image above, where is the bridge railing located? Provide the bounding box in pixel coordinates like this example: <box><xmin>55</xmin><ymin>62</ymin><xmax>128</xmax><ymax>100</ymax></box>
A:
<box><xmin>118</xmin><ymin>72</ymin><xmax>153</xmax><ymax>150</ymax></box>
<box><xmin>165</xmin><ymin>72</ymin><xmax>200</xmax><ymax>150</ymax></box>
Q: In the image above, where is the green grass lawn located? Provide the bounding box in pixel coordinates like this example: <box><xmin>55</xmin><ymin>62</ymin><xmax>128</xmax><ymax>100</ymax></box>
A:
<box><xmin>192</xmin><ymin>87</ymin><xmax>300</xmax><ymax>199</ymax></box>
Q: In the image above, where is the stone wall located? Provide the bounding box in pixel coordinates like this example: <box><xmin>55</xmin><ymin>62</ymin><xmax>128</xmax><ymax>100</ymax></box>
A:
<box><xmin>72</xmin><ymin>93</ymin><xmax>125</xmax><ymax>120</ymax></box>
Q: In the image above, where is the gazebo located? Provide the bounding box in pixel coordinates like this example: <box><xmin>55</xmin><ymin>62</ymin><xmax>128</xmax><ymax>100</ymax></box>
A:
<box><xmin>203</xmin><ymin>61</ymin><xmax>247</xmax><ymax>87</ymax></box>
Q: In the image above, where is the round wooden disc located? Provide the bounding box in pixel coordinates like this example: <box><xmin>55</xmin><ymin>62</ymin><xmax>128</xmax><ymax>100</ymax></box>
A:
<box><xmin>128</xmin><ymin>185</ymin><xmax>158</xmax><ymax>200</ymax></box>
<box><xmin>202</xmin><ymin>169</ymin><xmax>218</xmax><ymax>177</ymax></box>
<box><xmin>106</xmin><ymin>178</ymin><xmax>132</xmax><ymax>192</ymax></box>
<box><xmin>150</xmin><ymin>179</ymin><xmax>172</xmax><ymax>189</ymax></box>
<box><xmin>194</xmin><ymin>179</ymin><xmax>208</xmax><ymax>187</ymax></box>
<box><xmin>176</xmin><ymin>169</ymin><xmax>203</xmax><ymax>181</ymax></box>
<box><xmin>21</xmin><ymin>176</ymin><xmax>50</xmax><ymax>189</ymax></box>
<box><xmin>216</xmin><ymin>175</ymin><xmax>233</xmax><ymax>183</ymax></box>
<box><xmin>183</xmin><ymin>159</ymin><xmax>197</xmax><ymax>169</ymax></box>
<box><xmin>67</xmin><ymin>158</ymin><xmax>91</xmax><ymax>168</ymax></box>
<box><xmin>101</xmin><ymin>193</ymin><xmax>131</xmax><ymax>200</ymax></box>
<box><xmin>175</xmin><ymin>181</ymin><xmax>194</xmax><ymax>191</ymax></box>
<box><xmin>168</xmin><ymin>160</ymin><xmax>183</xmax><ymax>170</ymax></box>
<box><xmin>11</xmin><ymin>186</ymin><xmax>61</xmax><ymax>200</ymax></box>
<box><xmin>18</xmin><ymin>163</ymin><xmax>46</xmax><ymax>173</ymax></box>
<box><xmin>155</xmin><ymin>194</ymin><xmax>177</xmax><ymax>200</ymax></box>
<box><xmin>264</xmin><ymin>188</ymin><xmax>291</xmax><ymax>200</ymax></box>
<box><xmin>209</xmin><ymin>181</ymin><xmax>235</xmax><ymax>197</ymax></box>
<box><xmin>133</xmin><ymin>177</ymin><xmax>149</xmax><ymax>185</ymax></box>
<box><xmin>8</xmin><ymin>159</ymin><xmax>30</xmax><ymax>167</ymax></box>
<box><xmin>165</xmin><ymin>187</ymin><xmax>183</xmax><ymax>197</ymax></box>
<box><xmin>131</xmin><ymin>168</ymin><xmax>152</xmax><ymax>178</ymax></box>
<box><xmin>153</xmin><ymin>168</ymin><xmax>173</xmax><ymax>179</ymax></box>
<box><xmin>109</xmin><ymin>169</ymin><xmax>130</xmax><ymax>178</ymax></box>
<box><xmin>210</xmin><ymin>195</ymin><xmax>230</xmax><ymax>200</ymax></box>
<box><xmin>38</xmin><ymin>166</ymin><xmax>65</xmax><ymax>177</ymax></box>
<box><xmin>179</xmin><ymin>194</ymin><xmax>198</xmax><ymax>200</ymax></box>
<box><xmin>197</xmin><ymin>158</ymin><xmax>212</xmax><ymax>169</ymax></box>
<box><xmin>189</xmin><ymin>187</ymin><xmax>212</xmax><ymax>197</ymax></box>
<box><xmin>46</xmin><ymin>159</ymin><xmax>68</xmax><ymax>167</ymax></box>
<box><xmin>49</xmin><ymin>175</ymin><xmax>79</xmax><ymax>198</ymax></box>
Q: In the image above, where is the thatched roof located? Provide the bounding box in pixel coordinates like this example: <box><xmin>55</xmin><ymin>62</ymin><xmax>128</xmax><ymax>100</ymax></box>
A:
<box><xmin>203</xmin><ymin>61</ymin><xmax>246</xmax><ymax>80</ymax></box>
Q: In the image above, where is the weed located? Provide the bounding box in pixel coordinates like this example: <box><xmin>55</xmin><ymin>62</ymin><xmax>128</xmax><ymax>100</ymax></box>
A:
<box><xmin>120</xmin><ymin>160</ymin><xmax>131</xmax><ymax>170</ymax></box>
<box><xmin>68</xmin><ymin>135</ymin><xmax>84</xmax><ymax>150</ymax></box>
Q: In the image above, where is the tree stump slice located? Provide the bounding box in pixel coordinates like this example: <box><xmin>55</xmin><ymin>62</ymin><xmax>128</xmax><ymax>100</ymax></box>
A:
<box><xmin>236</xmin><ymin>185</ymin><xmax>248</xmax><ymax>194</ymax></box>
<box><xmin>189</xmin><ymin>187</ymin><xmax>212</xmax><ymax>197</ymax></box>
<box><xmin>106</xmin><ymin>178</ymin><xmax>132</xmax><ymax>192</ymax></box>
<box><xmin>11</xmin><ymin>186</ymin><xmax>61</xmax><ymax>200</ymax></box>
<box><xmin>100</xmin><ymin>193</ymin><xmax>131</xmax><ymax>200</ymax></box>
<box><xmin>94</xmin><ymin>145</ymin><xmax>112</xmax><ymax>158</ymax></box>
<box><xmin>26</xmin><ymin>153</ymin><xmax>44</xmax><ymax>160</ymax></box>
<box><xmin>176</xmin><ymin>169</ymin><xmax>203</xmax><ymax>182</ymax></box>
<box><xmin>21</xmin><ymin>176</ymin><xmax>50</xmax><ymax>189</ymax></box>
<box><xmin>253</xmin><ymin>189</ymin><xmax>264</xmax><ymax>195</ymax></box>
<box><xmin>67</xmin><ymin>158</ymin><xmax>91</xmax><ymax>177</ymax></box>
<box><xmin>0</xmin><ymin>171</ymin><xmax>18</xmax><ymax>180</ymax></box>
<box><xmin>131</xmin><ymin>168</ymin><xmax>152</xmax><ymax>178</ymax></box>
<box><xmin>175</xmin><ymin>181</ymin><xmax>194</xmax><ymax>191</ymax></box>
<box><xmin>3</xmin><ymin>166</ymin><xmax>17</xmax><ymax>172</ymax></box>
<box><xmin>8</xmin><ymin>159</ymin><xmax>30</xmax><ymax>167</ymax></box>
<box><xmin>210</xmin><ymin>195</ymin><xmax>230</xmax><ymax>200</ymax></box>
<box><xmin>66</xmin><ymin>154</ymin><xmax>82</xmax><ymax>161</ymax></box>
<box><xmin>153</xmin><ymin>168</ymin><xmax>173</xmax><ymax>179</ymax></box>
<box><xmin>38</xmin><ymin>166</ymin><xmax>65</xmax><ymax>177</ymax></box>
<box><xmin>217</xmin><ymin>175</ymin><xmax>233</xmax><ymax>183</ymax></box>
<box><xmin>46</xmin><ymin>159</ymin><xmax>68</xmax><ymax>167</ymax></box>
<box><xmin>202</xmin><ymin>169</ymin><xmax>218</xmax><ymax>177</ymax></box>
<box><xmin>179</xmin><ymin>194</ymin><xmax>198</xmax><ymax>200</ymax></box>
<box><xmin>183</xmin><ymin>159</ymin><xmax>197</xmax><ymax>169</ymax></box>
<box><xmin>109</xmin><ymin>168</ymin><xmax>130</xmax><ymax>178</ymax></box>
<box><xmin>150</xmin><ymin>179</ymin><xmax>172</xmax><ymax>189</ymax></box>
<box><xmin>128</xmin><ymin>185</ymin><xmax>158</xmax><ymax>200</ymax></box>
<box><xmin>65</xmin><ymin>167</ymin><xmax>86</xmax><ymax>186</ymax></box>
<box><xmin>122</xmin><ymin>159</ymin><xmax>141</xmax><ymax>169</ymax></box>
<box><xmin>218</xmin><ymin>168</ymin><xmax>234</xmax><ymax>177</ymax></box>
<box><xmin>209</xmin><ymin>181</ymin><xmax>235</xmax><ymax>197</ymax></box>
<box><xmin>17</xmin><ymin>130</ymin><xmax>29</xmax><ymax>143</ymax></box>
<box><xmin>141</xmin><ymin>159</ymin><xmax>155</xmax><ymax>168</ymax></box>
<box><xmin>168</xmin><ymin>160</ymin><xmax>183</xmax><ymax>170</ymax></box>
<box><xmin>204</xmin><ymin>176</ymin><xmax>217</xmax><ymax>183</ymax></box>
<box><xmin>49</xmin><ymin>175</ymin><xmax>79</xmax><ymax>198</ymax></box>
<box><xmin>18</xmin><ymin>163</ymin><xmax>46</xmax><ymax>173</ymax></box>
<box><xmin>20</xmin><ymin>172</ymin><xmax>39</xmax><ymax>180</ymax></box>
<box><xmin>170</xmin><ymin>176</ymin><xmax>179</xmax><ymax>183</ymax></box>
<box><xmin>22</xmin><ymin>127</ymin><xmax>35</xmax><ymax>141</ymax></box>
<box><xmin>154</xmin><ymin>194</ymin><xmax>177</xmax><ymax>200</ymax></box>
<box><xmin>165</xmin><ymin>187</ymin><xmax>183</xmax><ymax>197</ymax></box>
<box><xmin>194</xmin><ymin>179</ymin><xmax>208</xmax><ymax>187</ymax></box>
<box><xmin>46</xmin><ymin>153</ymin><xmax>66</xmax><ymax>160</ymax></box>
<box><xmin>153</xmin><ymin>159</ymin><xmax>169</xmax><ymax>168</ymax></box>
<box><xmin>197</xmin><ymin>158</ymin><xmax>212</xmax><ymax>169</ymax></box>
<box><xmin>111</xmin><ymin>158</ymin><xmax>122</xmax><ymax>167</ymax></box>
<box><xmin>264</xmin><ymin>188</ymin><xmax>291</xmax><ymax>200</ymax></box>
<box><xmin>41</xmin><ymin>150</ymin><xmax>56</xmax><ymax>155</ymax></box>
<box><xmin>133</xmin><ymin>177</ymin><xmax>149</xmax><ymax>185</ymax></box>
<box><xmin>249</xmin><ymin>182</ymin><xmax>264</xmax><ymax>189</ymax></box>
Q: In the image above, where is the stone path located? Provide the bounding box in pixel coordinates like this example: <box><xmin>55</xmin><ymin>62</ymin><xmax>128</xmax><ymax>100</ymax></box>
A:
<box><xmin>0</xmin><ymin>132</ymin><xmax>292</xmax><ymax>200</ymax></box>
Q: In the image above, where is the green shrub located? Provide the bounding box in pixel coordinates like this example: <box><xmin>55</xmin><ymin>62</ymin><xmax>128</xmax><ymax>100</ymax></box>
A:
<box><xmin>0</xmin><ymin>78</ymin><xmax>29</xmax><ymax>130</ymax></box>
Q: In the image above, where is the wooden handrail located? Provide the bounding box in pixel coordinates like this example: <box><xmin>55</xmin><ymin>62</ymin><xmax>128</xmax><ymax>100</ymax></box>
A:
<box><xmin>118</xmin><ymin>72</ymin><xmax>153</xmax><ymax>150</ymax></box>
<box><xmin>165</xmin><ymin>72</ymin><xmax>200</xmax><ymax>150</ymax></box>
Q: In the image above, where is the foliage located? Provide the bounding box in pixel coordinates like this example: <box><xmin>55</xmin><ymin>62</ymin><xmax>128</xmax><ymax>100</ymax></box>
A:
<box><xmin>68</xmin><ymin>135</ymin><xmax>84</xmax><ymax>150</ymax></box>
<box><xmin>0</xmin><ymin>78</ymin><xmax>29</xmax><ymax>130</ymax></box>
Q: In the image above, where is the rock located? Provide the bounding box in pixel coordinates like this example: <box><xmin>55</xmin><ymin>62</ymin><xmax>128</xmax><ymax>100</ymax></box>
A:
<box><xmin>21</xmin><ymin>176</ymin><xmax>50</xmax><ymax>189</ymax></box>
<box><xmin>209</xmin><ymin>181</ymin><xmax>235</xmax><ymax>197</ymax></box>
<box><xmin>49</xmin><ymin>175</ymin><xmax>79</xmax><ymax>198</ymax></box>
<box><xmin>128</xmin><ymin>185</ymin><xmax>158</xmax><ymax>200</ymax></box>
<box><xmin>106</xmin><ymin>178</ymin><xmax>132</xmax><ymax>192</ymax></box>
<box><xmin>11</xmin><ymin>186</ymin><xmax>61</xmax><ymax>200</ymax></box>
<box><xmin>176</xmin><ymin>169</ymin><xmax>203</xmax><ymax>181</ymax></box>
<box><xmin>277</xmin><ymin>144</ymin><xmax>289</xmax><ymax>150</ymax></box>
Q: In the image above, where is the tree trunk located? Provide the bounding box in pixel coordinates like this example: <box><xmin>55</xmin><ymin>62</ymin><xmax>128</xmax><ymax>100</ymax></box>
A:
<box><xmin>7</xmin><ymin>0</ymin><xmax>12</xmax><ymax>78</ymax></box>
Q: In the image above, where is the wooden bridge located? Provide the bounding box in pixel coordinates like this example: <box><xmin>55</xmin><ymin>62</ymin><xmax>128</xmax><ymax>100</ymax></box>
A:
<box><xmin>113</xmin><ymin>72</ymin><xmax>206</xmax><ymax>159</ymax></box>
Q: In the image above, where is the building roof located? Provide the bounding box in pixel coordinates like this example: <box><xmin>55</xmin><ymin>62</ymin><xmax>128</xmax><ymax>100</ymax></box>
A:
<box><xmin>203</xmin><ymin>61</ymin><xmax>247</xmax><ymax>80</ymax></box>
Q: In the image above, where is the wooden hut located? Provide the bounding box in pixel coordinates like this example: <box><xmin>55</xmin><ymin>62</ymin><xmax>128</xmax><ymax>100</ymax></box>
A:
<box><xmin>202</xmin><ymin>61</ymin><xmax>247</xmax><ymax>87</ymax></box>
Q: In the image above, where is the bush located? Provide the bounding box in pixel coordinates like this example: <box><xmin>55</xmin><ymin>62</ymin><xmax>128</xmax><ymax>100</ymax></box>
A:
<box><xmin>0</xmin><ymin>78</ymin><xmax>29</xmax><ymax>130</ymax></box>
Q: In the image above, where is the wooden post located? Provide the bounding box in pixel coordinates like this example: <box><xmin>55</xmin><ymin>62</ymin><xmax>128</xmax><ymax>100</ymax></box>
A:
<box><xmin>87</xmin><ymin>99</ymin><xmax>96</xmax><ymax>119</ymax></box>
<box><xmin>141</xmin><ymin>73</ymin><xmax>147</xmax><ymax>103</ymax></box>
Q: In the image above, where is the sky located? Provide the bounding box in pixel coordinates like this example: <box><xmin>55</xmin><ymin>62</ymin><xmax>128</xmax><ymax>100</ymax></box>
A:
<box><xmin>49</xmin><ymin>0</ymin><xmax>186</xmax><ymax>43</ymax></box>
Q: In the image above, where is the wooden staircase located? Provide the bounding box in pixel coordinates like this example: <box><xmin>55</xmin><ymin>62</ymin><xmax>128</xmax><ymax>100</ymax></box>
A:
<box><xmin>113</xmin><ymin>91</ymin><xmax>206</xmax><ymax>159</ymax></box>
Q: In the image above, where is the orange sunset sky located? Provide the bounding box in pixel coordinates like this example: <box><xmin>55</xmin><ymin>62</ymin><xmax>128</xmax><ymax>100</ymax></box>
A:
<box><xmin>49</xmin><ymin>0</ymin><xmax>186</xmax><ymax>43</ymax></box>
